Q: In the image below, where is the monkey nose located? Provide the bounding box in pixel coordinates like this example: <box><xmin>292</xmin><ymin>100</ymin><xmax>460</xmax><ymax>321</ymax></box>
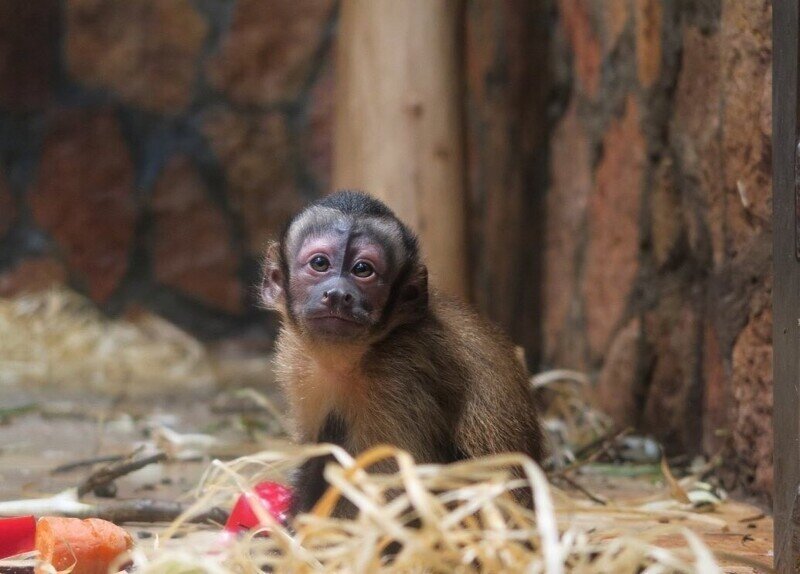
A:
<box><xmin>322</xmin><ymin>288</ymin><xmax>354</xmax><ymax>308</ymax></box>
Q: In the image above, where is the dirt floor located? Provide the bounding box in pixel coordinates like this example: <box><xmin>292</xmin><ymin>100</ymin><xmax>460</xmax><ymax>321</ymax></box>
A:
<box><xmin>0</xmin><ymin>388</ymin><xmax>774</xmax><ymax>573</ymax></box>
<box><xmin>563</xmin><ymin>473</ymin><xmax>773</xmax><ymax>573</ymax></box>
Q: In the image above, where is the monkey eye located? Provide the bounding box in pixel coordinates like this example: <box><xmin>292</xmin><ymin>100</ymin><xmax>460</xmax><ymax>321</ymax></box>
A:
<box><xmin>351</xmin><ymin>261</ymin><xmax>374</xmax><ymax>278</ymax></box>
<box><xmin>309</xmin><ymin>255</ymin><xmax>330</xmax><ymax>272</ymax></box>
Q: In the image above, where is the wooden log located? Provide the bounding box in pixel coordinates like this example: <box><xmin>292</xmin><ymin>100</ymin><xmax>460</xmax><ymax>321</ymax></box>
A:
<box><xmin>333</xmin><ymin>0</ymin><xmax>468</xmax><ymax>299</ymax></box>
<box><xmin>772</xmin><ymin>1</ymin><xmax>800</xmax><ymax>571</ymax></box>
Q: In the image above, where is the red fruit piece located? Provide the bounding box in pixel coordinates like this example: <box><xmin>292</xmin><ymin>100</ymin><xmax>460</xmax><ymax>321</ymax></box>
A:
<box><xmin>0</xmin><ymin>515</ymin><xmax>36</xmax><ymax>558</ymax></box>
<box><xmin>224</xmin><ymin>481</ymin><xmax>293</xmax><ymax>534</ymax></box>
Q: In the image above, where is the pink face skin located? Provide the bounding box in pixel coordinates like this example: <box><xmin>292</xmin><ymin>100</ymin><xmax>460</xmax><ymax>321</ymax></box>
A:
<box><xmin>288</xmin><ymin>231</ymin><xmax>395</xmax><ymax>340</ymax></box>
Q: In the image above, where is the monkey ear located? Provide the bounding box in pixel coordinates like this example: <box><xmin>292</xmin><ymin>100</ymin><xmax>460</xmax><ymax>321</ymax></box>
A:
<box><xmin>398</xmin><ymin>263</ymin><xmax>429</xmax><ymax>311</ymax></box>
<box><xmin>261</xmin><ymin>242</ymin><xmax>285</xmax><ymax>310</ymax></box>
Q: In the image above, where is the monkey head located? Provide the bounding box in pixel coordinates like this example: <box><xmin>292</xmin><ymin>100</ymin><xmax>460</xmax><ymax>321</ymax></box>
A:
<box><xmin>262</xmin><ymin>191</ymin><xmax>428</xmax><ymax>342</ymax></box>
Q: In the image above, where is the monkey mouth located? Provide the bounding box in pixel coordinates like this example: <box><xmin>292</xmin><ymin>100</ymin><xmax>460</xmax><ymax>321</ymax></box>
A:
<box><xmin>304</xmin><ymin>312</ymin><xmax>369</xmax><ymax>337</ymax></box>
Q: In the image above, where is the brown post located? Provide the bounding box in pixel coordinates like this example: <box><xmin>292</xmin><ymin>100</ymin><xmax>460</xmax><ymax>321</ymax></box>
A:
<box><xmin>773</xmin><ymin>1</ymin><xmax>800</xmax><ymax>571</ymax></box>
<box><xmin>333</xmin><ymin>0</ymin><xmax>468</xmax><ymax>299</ymax></box>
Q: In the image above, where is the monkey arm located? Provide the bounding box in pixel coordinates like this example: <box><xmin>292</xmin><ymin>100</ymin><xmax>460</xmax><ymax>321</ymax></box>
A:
<box><xmin>452</xmin><ymin>380</ymin><xmax>544</xmax><ymax>509</ymax></box>
<box><xmin>453</xmin><ymin>377</ymin><xmax>546</xmax><ymax>463</ymax></box>
<box><xmin>291</xmin><ymin>412</ymin><xmax>349</xmax><ymax>516</ymax></box>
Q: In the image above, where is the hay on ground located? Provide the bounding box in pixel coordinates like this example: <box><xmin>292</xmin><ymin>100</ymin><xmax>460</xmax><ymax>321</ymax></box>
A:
<box><xmin>124</xmin><ymin>442</ymin><xmax>770</xmax><ymax>574</ymax></box>
<box><xmin>0</xmin><ymin>289</ymin><xmax>215</xmax><ymax>395</ymax></box>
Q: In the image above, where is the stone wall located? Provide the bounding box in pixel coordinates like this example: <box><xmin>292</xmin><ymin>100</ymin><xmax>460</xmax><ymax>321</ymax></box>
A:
<box><xmin>0</xmin><ymin>0</ymin><xmax>337</xmax><ymax>338</ymax></box>
<box><xmin>543</xmin><ymin>0</ymin><xmax>773</xmax><ymax>504</ymax></box>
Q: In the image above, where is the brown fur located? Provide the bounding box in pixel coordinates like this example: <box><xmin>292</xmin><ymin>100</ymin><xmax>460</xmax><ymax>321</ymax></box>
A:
<box><xmin>274</xmin><ymin>291</ymin><xmax>546</xmax><ymax>465</ymax></box>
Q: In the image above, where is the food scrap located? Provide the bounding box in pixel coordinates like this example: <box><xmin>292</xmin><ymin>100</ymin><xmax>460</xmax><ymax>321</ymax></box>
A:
<box><xmin>223</xmin><ymin>481</ymin><xmax>293</xmax><ymax>534</ymax></box>
<box><xmin>35</xmin><ymin>517</ymin><xmax>133</xmax><ymax>574</ymax></box>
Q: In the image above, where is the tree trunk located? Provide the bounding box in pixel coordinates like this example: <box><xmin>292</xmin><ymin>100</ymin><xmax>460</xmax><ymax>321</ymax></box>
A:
<box><xmin>333</xmin><ymin>0</ymin><xmax>468</xmax><ymax>299</ymax></box>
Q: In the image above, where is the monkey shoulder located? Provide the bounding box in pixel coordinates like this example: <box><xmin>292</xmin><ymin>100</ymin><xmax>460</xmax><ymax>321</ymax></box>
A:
<box><xmin>430</xmin><ymin>295</ymin><xmax>546</xmax><ymax>460</ymax></box>
<box><xmin>429</xmin><ymin>294</ymin><xmax>530</xmax><ymax>386</ymax></box>
<box><xmin>368</xmin><ymin>293</ymin><xmax>536</xmax><ymax>406</ymax></box>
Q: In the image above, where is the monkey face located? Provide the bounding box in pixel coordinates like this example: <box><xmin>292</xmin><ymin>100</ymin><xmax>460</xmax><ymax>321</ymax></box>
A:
<box><xmin>286</xmin><ymin>227</ymin><xmax>392</xmax><ymax>340</ymax></box>
<box><xmin>262</xmin><ymin>196</ymin><xmax>429</xmax><ymax>344</ymax></box>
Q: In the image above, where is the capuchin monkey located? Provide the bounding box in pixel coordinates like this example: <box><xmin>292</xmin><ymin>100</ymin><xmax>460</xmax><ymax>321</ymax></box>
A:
<box><xmin>261</xmin><ymin>190</ymin><xmax>546</xmax><ymax>516</ymax></box>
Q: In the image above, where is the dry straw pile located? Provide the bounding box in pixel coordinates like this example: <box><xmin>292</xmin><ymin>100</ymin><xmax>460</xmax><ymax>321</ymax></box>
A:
<box><xmin>124</xmin><ymin>441</ymin><xmax>767</xmax><ymax>574</ymax></box>
<box><xmin>0</xmin><ymin>289</ymin><xmax>215</xmax><ymax>394</ymax></box>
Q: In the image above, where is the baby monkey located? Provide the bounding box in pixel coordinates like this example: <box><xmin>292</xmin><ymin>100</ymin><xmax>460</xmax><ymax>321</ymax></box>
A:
<box><xmin>262</xmin><ymin>190</ymin><xmax>546</xmax><ymax>515</ymax></box>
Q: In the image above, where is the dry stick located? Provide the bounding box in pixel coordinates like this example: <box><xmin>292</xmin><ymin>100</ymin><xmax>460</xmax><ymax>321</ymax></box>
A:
<box><xmin>10</xmin><ymin>439</ymin><xmax>250</xmax><ymax>525</ymax></box>
<box><xmin>554</xmin><ymin>473</ymin><xmax>608</xmax><ymax>506</ymax></box>
<box><xmin>738</xmin><ymin>512</ymin><xmax>766</xmax><ymax>523</ymax></box>
<box><xmin>572</xmin><ymin>426</ymin><xmax>634</xmax><ymax>462</ymax></box>
<box><xmin>552</xmin><ymin>427</ymin><xmax>634</xmax><ymax>477</ymax></box>
<box><xmin>93</xmin><ymin>499</ymin><xmax>227</xmax><ymax>525</ymax></box>
<box><xmin>0</xmin><ymin>489</ymin><xmax>228</xmax><ymax>525</ymax></box>
<box><xmin>77</xmin><ymin>450</ymin><xmax>167</xmax><ymax>497</ymax></box>
<box><xmin>73</xmin><ymin>448</ymin><xmax>232</xmax><ymax>524</ymax></box>
<box><xmin>52</xmin><ymin>454</ymin><xmax>125</xmax><ymax>474</ymax></box>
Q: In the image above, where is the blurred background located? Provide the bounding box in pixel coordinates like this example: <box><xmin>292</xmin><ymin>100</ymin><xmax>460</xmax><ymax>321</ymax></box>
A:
<box><xmin>0</xmin><ymin>0</ymin><xmax>771</xmax><ymax>507</ymax></box>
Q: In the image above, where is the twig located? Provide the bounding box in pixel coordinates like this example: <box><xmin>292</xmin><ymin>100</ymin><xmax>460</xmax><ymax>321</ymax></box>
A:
<box><xmin>0</xmin><ymin>488</ymin><xmax>91</xmax><ymax>516</ymax></box>
<box><xmin>554</xmin><ymin>474</ymin><xmax>608</xmax><ymax>505</ymax></box>
<box><xmin>2</xmin><ymin>445</ymin><xmax>224</xmax><ymax>525</ymax></box>
<box><xmin>77</xmin><ymin>449</ymin><xmax>167</xmax><ymax>497</ymax></box>
<box><xmin>93</xmin><ymin>499</ymin><xmax>227</xmax><ymax>525</ymax></box>
<box><xmin>52</xmin><ymin>454</ymin><xmax>125</xmax><ymax>474</ymax></box>
<box><xmin>553</xmin><ymin>427</ymin><xmax>634</xmax><ymax>477</ymax></box>
<box><xmin>0</xmin><ymin>488</ymin><xmax>226</xmax><ymax>525</ymax></box>
<box><xmin>573</xmin><ymin>427</ymin><xmax>633</xmax><ymax>461</ymax></box>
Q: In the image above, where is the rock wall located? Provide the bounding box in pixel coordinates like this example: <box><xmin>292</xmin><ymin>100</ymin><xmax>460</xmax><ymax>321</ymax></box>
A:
<box><xmin>0</xmin><ymin>0</ymin><xmax>337</xmax><ymax>338</ymax></box>
<box><xmin>543</xmin><ymin>0</ymin><xmax>773</xmax><ymax>504</ymax></box>
<box><xmin>0</xmin><ymin>0</ymin><xmax>552</xmax><ymax>349</ymax></box>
